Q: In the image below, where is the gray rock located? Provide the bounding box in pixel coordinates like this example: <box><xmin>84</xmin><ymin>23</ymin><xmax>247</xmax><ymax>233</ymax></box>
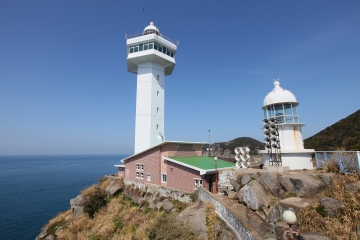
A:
<box><xmin>162</xmin><ymin>200</ymin><xmax>174</xmax><ymax>212</ymax></box>
<box><xmin>55</xmin><ymin>226</ymin><xmax>63</xmax><ymax>236</ymax></box>
<box><xmin>259</xmin><ymin>172</ymin><xmax>287</xmax><ymax>199</ymax></box>
<box><xmin>105</xmin><ymin>181</ymin><xmax>122</xmax><ymax>196</ymax></box>
<box><xmin>38</xmin><ymin>229</ymin><xmax>48</xmax><ymax>239</ymax></box>
<box><xmin>229</xmin><ymin>179</ymin><xmax>241</xmax><ymax>192</ymax></box>
<box><xmin>237</xmin><ymin>180</ymin><xmax>273</xmax><ymax>210</ymax></box>
<box><xmin>178</xmin><ymin>201</ymin><xmax>208</xmax><ymax>239</ymax></box>
<box><xmin>280</xmin><ymin>174</ymin><xmax>326</xmax><ymax>197</ymax></box>
<box><xmin>316</xmin><ymin>173</ymin><xmax>335</xmax><ymax>185</ymax></box>
<box><xmin>156</xmin><ymin>202</ymin><xmax>163</xmax><ymax>210</ymax></box>
<box><xmin>241</xmin><ymin>174</ymin><xmax>251</xmax><ymax>185</ymax></box>
<box><xmin>44</xmin><ymin>235</ymin><xmax>54</xmax><ymax>240</ymax></box>
<box><xmin>70</xmin><ymin>195</ymin><xmax>84</xmax><ymax>217</ymax></box>
<box><xmin>298</xmin><ymin>232</ymin><xmax>330</xmax><ymax>240</ymax></box>
<box><xmin>319</xmin><ymin>197</ymin><xmax>344</xmax><ymax>217</ymax></box>
<box><xmin>219</xmin><ymin>229</ymin><xmax>235</xmax><ymax>240</ymax></box>
<box><xmin>346</xmin><ymin>181</ymin><xmax>360</xmax><ymax>192</ymax></box>
<box><xmin>246</xmin><ymin>209</ymin><xmax>274</xmax><ymax>239</ymax></box>
<box><xmin>269</xmin><ymin>197</ymin><xmax>317</xmax><ymax>222</ymax></box>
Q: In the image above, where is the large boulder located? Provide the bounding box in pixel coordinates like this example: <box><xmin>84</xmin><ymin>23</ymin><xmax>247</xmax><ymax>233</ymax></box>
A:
<box><xmin>177</xmin><ymin>201</ymin><xmax>208</xmax><ymax>239</ymax></box>
<box><xmin>229</xmin><ymin>179</ymin><xmax>241</xmax><ymax>192</ymax></box>
<box><xmin>70</xmin><ymin>195</ymin><xmax>84</xmax><ymax>217</ymax></box>
<box><xmin>105</xmin><ymin>181</ymin><xmax>122</xmax><ymax>196</ymax></box>
<box><xmin>298</xmin><ymin>232</ymin><xmax>330</xmax><ymax>240</ymax></box>
<box><xmin>237</xmin><ymin>180</ymin><xmax>273</xmax><ymax>211</ymax></box>
<box><xmin>280</xmin><ymin>174</ymin><xmax>326</xmax><ymax>197</ymax></box>
<box><xmin>319</xmin><ymin>197</ymin><xmax>344</xmax><ymax>217</ymax></box>
<box><xmin>162</xmin><ymin>200</ymin><xmax>174</xmax><ymax>212</ymax></box>
<box><xmin>240</xmin><ymin>174</ymin><xmax>251</xmax><ymax>185</ymax></box>
<box><xmin>259</xmin><ymin>172</ymin><xmax>287</xmax><ymax>199</ymax></box>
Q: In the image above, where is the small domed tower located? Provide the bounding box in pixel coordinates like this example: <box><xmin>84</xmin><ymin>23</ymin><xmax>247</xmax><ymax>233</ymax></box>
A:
<box><xmin>260</xmin><ymin>80</ymin><xmax>314</xmax><ymax>170</ymax></box>
<box><xmin>126</xmin><ymin>22</ymin><xmax>178</xmax><ymax>153</ymax></box>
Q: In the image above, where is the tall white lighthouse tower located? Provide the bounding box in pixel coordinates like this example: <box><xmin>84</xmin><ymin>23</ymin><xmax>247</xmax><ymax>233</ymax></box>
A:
<box><xmin>259</xmin><ymin>80</ymin><xmax>314</xmax><ymax>170</ymax></box>
<box><xmin>126</xmin><ymin>22</ymin><xmax>178</xmax><ymax>153</ymax></box>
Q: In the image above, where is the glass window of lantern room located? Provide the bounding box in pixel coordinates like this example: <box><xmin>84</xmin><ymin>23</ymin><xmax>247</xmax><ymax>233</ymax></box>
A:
<box><xmin>134</xmin><ymin>46</ymin><xmax>139</xmax><ymax>52</ymax></box>
<box><xmin>144</xmin><ymin>43</ymin><xmax>148</xmax><ymax>50</ymax></box>
<box><xmin>162</xmin><ymin>46</ymin><xmax>166</xmax><ymax>54</ymax></box>
<box><xmin>149</xmin><ymin>42</ymin><xmax>153</xmax><ymax>49</ymax></box>
<box><xmin>170</xmin><ymin>52</ymin><xmax>174</xmax><ymax>57</ymax></box>
<box><xmin>154</xmin><ymin>43</ymin><xmax>158</xmax><ymax>50</ymax></box>
<box><xmin>158</xmin><ymin>45</ymin><xmax>162</xmax><ymax>52</ymax></box>
<box><xmin>130</xmin><ymin>47</ymin><xmax>134</xmax><ymax>53</ymax></box>
<box><xmin>274</xmin><ymin>105</ymin><xmax>283</xmax><ymax>115</ymax></box>
<box><xmin>139</xmin><ymin>44</ymin><xmax>143</xmax><ymax>51</ymax></box>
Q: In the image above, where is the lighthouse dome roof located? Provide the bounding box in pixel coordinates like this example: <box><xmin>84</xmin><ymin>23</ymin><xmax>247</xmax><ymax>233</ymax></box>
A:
<box><xmin>263</xmin><ymin>80</ymin><xmax>298</xmax><ymax>107</ymax></box>
<box><xmin>143</xmin><ymin>22</ymin><xmax>160</xmax><ymax>35</ymax></box>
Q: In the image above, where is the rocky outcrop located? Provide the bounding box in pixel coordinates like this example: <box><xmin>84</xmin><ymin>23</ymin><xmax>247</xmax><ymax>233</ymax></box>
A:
<box><xmin>319</xmin><ymin>197</ymin><xmax>344</xmax><ymax>217</ymax></box>
<box><xmin>105</xmin><ymin>180</ymin><xmax>122</xmax><ymax>196</ymax></box>
<box><xmin>177</xmin><ymin>201</ymin><xmax>208</xmax><ymax>239</ymax></box>
<box><xmin>162</xmin><ymin>199</ymin><xmax>175</xmax><ymax>212</ymax></box>
<box><xmin>237</xmin><ymin>180</ymin><xmax>273</xmax><ymax>211</ymax></box>
<box><xmin>70</xmin><ymin>195</ymin><xmax>84</xmax><ymax>217</ymax></box>
<box><xmin>280</xmin><ymin>174</ymin><xmax>327</xmax><ymax>197</ymax></box>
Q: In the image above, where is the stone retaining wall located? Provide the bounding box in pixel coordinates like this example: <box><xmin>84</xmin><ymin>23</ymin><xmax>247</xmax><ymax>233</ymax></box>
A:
<box><xmin>198</xmin><ymin>188</ymin><xmax>255</xmax><ymax>240</ymax></box>
<box><xmin>123</xmin><ymin>179</ymin><xmax>192</xmax><ymax>203</ymax></box>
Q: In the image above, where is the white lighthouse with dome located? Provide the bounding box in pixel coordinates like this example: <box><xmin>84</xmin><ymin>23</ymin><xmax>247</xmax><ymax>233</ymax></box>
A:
<box><xmin>260</xmin><ymin>80</ymin><xmax>314</xmax><ymax>170</ymax></box>
<box><xmin>126</xmin><ymin>22</ymin><xmax>178</xmax><ymax>154</ymax></box>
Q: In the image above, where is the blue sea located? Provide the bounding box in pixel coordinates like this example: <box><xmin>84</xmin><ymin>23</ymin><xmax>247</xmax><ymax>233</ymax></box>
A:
<box><xmin>0</xmin><ymin>154</ymin><xmax>129</xmax><ymax>240</ymax></box>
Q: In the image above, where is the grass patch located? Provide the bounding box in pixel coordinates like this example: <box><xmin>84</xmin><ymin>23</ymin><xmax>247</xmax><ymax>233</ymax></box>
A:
<box><xmin>297</xmin><ymin>173</ymin><xmax>360</xmax><ymax>239</ymax></box>
<box><xmin>205</xmin><ymin>202</ymin><xmax>218</xmax><ymax>240</ymax></box>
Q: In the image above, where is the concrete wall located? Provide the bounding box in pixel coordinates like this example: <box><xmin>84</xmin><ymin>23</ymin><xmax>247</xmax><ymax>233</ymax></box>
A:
<box><xmin>198</xmin><ymin>188</ymin><xmax>256</xmax><ymax>240</ymax></box>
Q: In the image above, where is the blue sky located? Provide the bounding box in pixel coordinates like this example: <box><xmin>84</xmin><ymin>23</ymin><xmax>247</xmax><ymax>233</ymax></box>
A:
<box><xmin>1</xmin><ymin>1</ymin><xmax>359</xmax><ymax>155</ymax></box>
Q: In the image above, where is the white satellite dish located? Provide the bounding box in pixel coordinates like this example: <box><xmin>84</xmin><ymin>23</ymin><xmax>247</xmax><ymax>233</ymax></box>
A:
<box><xmin>157</xmin><ymin>132</ymin><xmax>165</xmax><ymax>142</ymax></box>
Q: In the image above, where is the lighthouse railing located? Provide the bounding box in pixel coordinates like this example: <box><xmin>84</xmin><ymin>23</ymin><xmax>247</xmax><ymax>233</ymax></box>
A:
<box><xmin>315</xmin><ymin>151</ymin><xmax>360</xmax><ymax>173</ymax></box>
<box><xmin>126</xmin><ymin>32</ymin><xmax>178</xmax><ymax>45</ymax></box>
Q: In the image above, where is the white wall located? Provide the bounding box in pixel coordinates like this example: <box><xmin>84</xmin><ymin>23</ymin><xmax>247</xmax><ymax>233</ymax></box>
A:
<box><xmin>134</xmin><ymin>62</ymin><xmax>165</xmax><ymax>153</ymax></box>
<box><xmin>278</xmin><ymin>124</ymin><xmax>304</xmax><ymax>150</ymax></box>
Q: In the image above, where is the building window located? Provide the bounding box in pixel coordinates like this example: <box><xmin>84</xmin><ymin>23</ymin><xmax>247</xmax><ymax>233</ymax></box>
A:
<box><xmin>157</xmin><ymin>107</ymin><xmax>159</xmax><ymax>113</ymax></box>
<box><xmin>194</xmin><ymin>179</ymin><xmax>203</xmax><ymax>189</ymax></box>
<box><xmin>162</xmin><ymin>174</ymin><xmax>167</xmax><ymax>183</ymax></box>
<box><xmin>136</xmin><ymin>163</ymin><xmax>144</xmax><ymax>171</ymax></box>
<box><xmin>147</xmin><ymin>174</ymin><xmax>151</xmax><ymax>181</ymax></box>
<box><xmin>129</xmin><ymin>42</ymin><xmax>175</xmax><ymax>58</ymax></box>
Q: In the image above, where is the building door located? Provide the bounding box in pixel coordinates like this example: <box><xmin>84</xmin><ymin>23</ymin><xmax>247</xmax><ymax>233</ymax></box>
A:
<box><xmin>208</xmin><ymin>174</ymin><xmax>213</xmax><ymax>192</ymax></box>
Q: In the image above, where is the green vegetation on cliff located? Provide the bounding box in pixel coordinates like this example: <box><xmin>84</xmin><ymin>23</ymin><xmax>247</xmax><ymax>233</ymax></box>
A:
<box><xmin>304</xmin><ymin>109</ymin><xmax>360</xmax><ymax>151</ymax></box>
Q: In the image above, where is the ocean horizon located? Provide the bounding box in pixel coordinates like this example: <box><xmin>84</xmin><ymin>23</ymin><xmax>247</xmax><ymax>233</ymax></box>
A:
<box><xmin>0</xmin><ymin>154</ymin><xmax>129</xmax><ymax>240</ymax></box>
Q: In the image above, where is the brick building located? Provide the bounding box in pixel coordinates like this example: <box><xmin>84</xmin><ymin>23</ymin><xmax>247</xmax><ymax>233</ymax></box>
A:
<box><xmin>116</xmin><ymin>141</ymin><xmax>235</xmax><ymax>193</ymax></box>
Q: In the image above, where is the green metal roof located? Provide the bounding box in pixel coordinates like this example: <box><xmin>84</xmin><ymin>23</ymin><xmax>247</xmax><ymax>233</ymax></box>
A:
<box><xmin>169</xmin><ymin>156</ymin><xmax>235</xmax><ymax>170</ymax></box>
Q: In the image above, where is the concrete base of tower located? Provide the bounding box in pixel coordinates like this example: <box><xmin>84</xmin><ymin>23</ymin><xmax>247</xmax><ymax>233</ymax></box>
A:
<box><xmin>259</xmin><ymin>149</ymin><xmax>315</xmax><ymax>170</ymax></box>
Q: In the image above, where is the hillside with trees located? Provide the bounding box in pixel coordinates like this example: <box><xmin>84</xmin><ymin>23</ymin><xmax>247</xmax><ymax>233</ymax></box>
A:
<box><xmin>304</xmin><ymin>109</ymin><xmax>360</xmax><ymax>151</ymax></box>
<box><xmin>203</xmin><ymin>137</ymin><xmax>265</xmax><ymax>159</ymax></box>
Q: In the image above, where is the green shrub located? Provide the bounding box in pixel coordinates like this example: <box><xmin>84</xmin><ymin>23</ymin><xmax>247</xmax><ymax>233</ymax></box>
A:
<box><xmin>315</xmin><ymin>204</ymin><xmax>328</xmax><ymax>217</ymax></box>
<box><xmin>144</xmin><ymin>207</ymin><xmax>151</xmax><ymax>214</ymax></box>
<box><xmin>189</xmin><ymin>191</ymin><xmax>198</xmax><ymax>202</ymax></box>
<box><xmin>83</xmin><ymin>186</ymin><xmax>107</xmax><ymax>218</ymax></box>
